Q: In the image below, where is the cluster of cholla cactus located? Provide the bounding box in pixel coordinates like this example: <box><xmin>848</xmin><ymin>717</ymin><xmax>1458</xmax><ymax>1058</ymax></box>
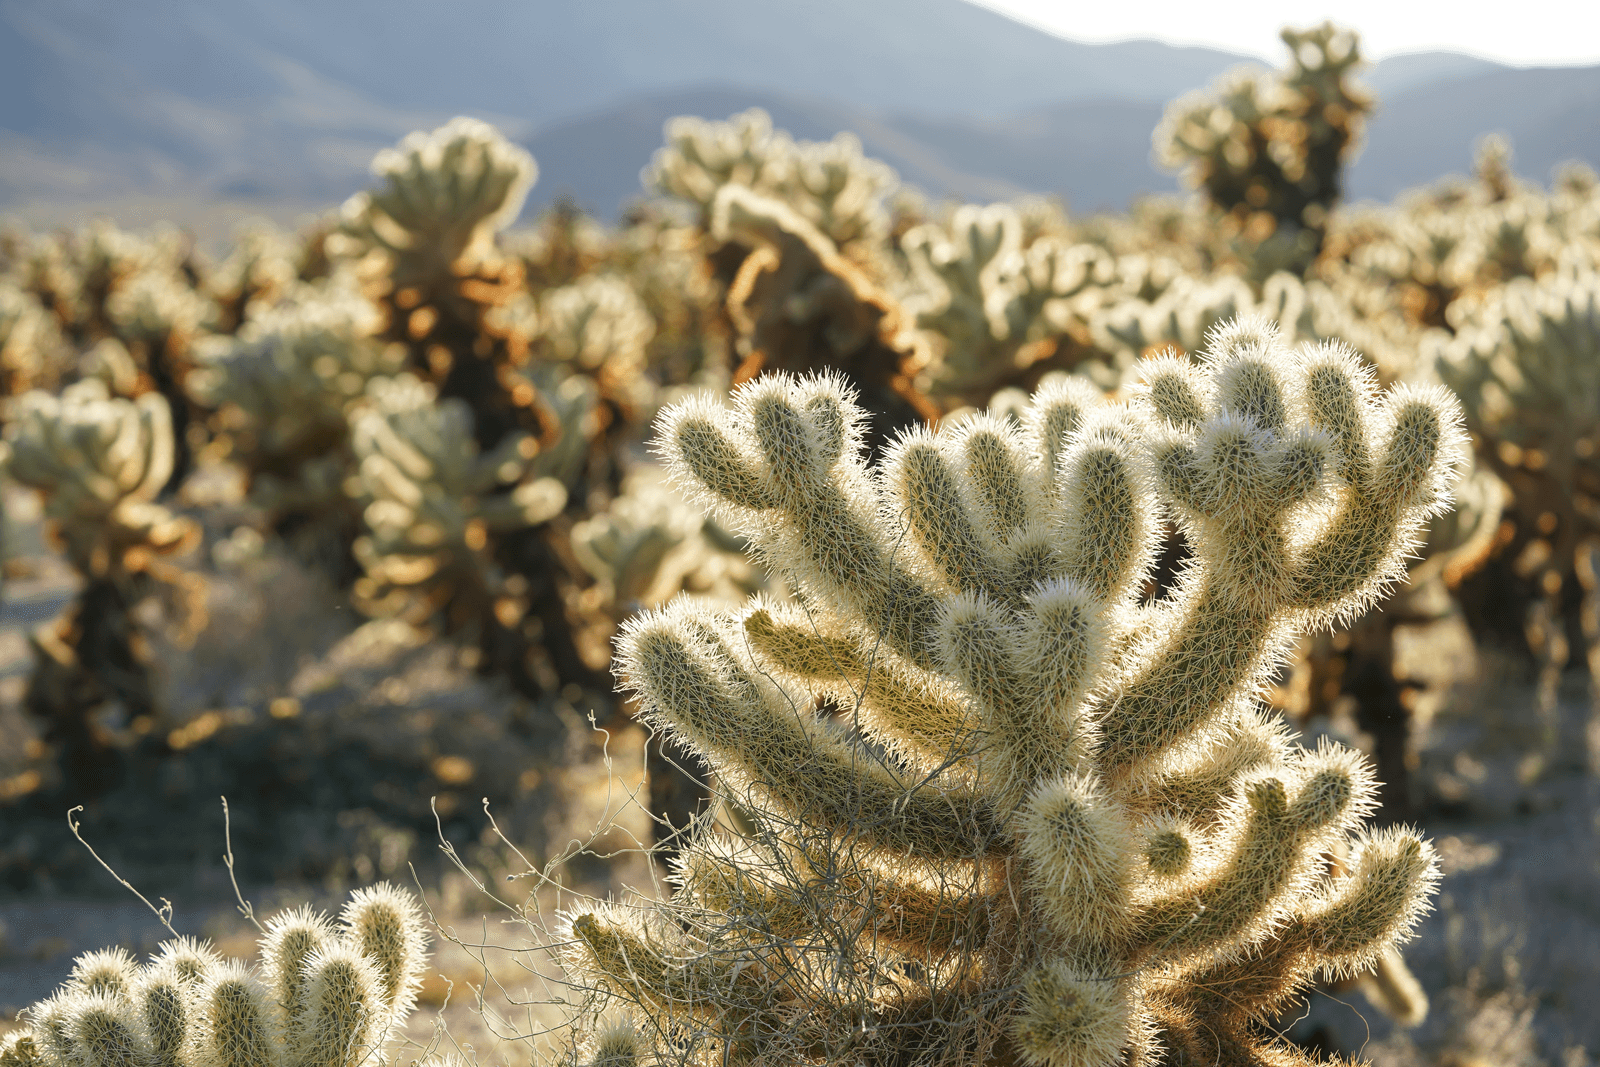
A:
<box><xmin>648</xmin><ymin>109</ymin><xmax>896</xmax><ymax>258</ymax></box>
<box><xmin>1434</xmin><ymin>263</ymin><xmax>1600</xmax><ymax>758</ymax></box>
<box><xmin>1</xmin><ymin>381</ymin><xmax>200</xmax><ymax>788</ymax></box>
<box><xmin>0</xmin><ymin>115</ymin><xmax>766</xmax><ymax>800</ymax></box>
<box><xmin>332</xmin><ymin>118</ymin><xmax>694</xmax><ymax>697</ymax></box>
<box><xmin>899</xmin><ymin>202</ymin><xmax>1115</xmax><ymax>401</ymax></box>
<box><xmin>188</xmin><ymin>278</ymin><xmax>401</xmax><ymax>581</ymax></box>
<box><xmin>1156</xmin><ymin>23</ymin><xmax>1372</xmax><ymax>276</ymax></box>
<box><xmin>647</xmin><ymin>110</ymin><xmax>934</xmax><ymax>458</ymax></box>
<box><xmin>0</xmin><ymin>883</ymin><xmax>429</xmax><ymax>1067</ymax></box>
<box><xmin>565</xmin><ymin>318</ymin><xmax>1463</xmax><ymax>1067</ymax></box>
<box><xmin>3</xmin><ymin>221</ymin><xmax>219</xmax><ymax>487</ymax></box>
<box><xmin>347</xmin><ymin>372</ymin><xmax>573</xmax><ymax>696</ymax></box>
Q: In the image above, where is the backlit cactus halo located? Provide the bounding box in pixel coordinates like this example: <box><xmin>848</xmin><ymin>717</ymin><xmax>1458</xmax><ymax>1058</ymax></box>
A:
<box><xmin>567</xmin><ymin>316</ymin><xmax>1465</xmax><ymax>1067</ymax></box>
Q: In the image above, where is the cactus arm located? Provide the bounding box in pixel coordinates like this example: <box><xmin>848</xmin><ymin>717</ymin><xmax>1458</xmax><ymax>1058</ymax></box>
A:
<box><xmin>885</xmin><ymin>431</ymin><xmax>1011</xmax><ymax>600</ymax></box>
<box><xmin>660</xmin><ymin>380</ymin><xmax>944</xmax><ymax>668</ymax></box>
<box><xmin>741</xmin><ymin>604</ymin><xmax>979</xmax><ymax>775</ymax></box>
<box><xmin>623</xmin><ymin>610</ymin><xmax>1001</xmax><ymax>858</ymax></box>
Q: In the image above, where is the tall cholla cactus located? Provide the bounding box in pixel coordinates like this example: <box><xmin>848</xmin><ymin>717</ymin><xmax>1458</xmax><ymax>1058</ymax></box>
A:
<box><xmin>567</xmin><ymin>319</ymin><xmax>1463</xmax><ymax>1067</ymax></box>
<box><xmin>343</xmin><ymin>116</ymin><xmax>536</xmax><ymax>296</ymax></box>
<box><xmin>0</xmin><ymin>884</ymin><xmax>428</xmax><ymax>1067</ymax></box>
<box><xmin>1156</xmin><ymin>23</ymin><xmax>1371</xmax><ymax>274</ymax></box>
<box><xmin>349</xmin><ymin>373</ymin><xmax>566</xmax><ymax>615</ymax></box>
<box><xmin>340</xmin><ymin>117</ymin><xmax>554</xmax><ymax>452</ymax></box>
<box><xmin>647</xmin><ymin>109</ymin><xmax>895</xmax><ymax>255</ymax></box>
<box><xmin>1</xmin><ymin>381</ymin><xmax>199</xmax><ymax>787</ymax></box>
<box><xmin>349</xmin><ymin>373</ymin><xmax>580</xmax><ymax>698</ymax></box>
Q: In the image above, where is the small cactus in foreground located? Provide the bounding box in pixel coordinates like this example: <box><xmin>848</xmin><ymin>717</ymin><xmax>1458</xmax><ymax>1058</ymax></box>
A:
<box><xmin>10</xmin><ymin>884</ymin><xmax>428</xmax><ymax>1067</ymax></box>
<box><xmin>567</xmin><ymin>318</ymin><xmax>1462</xmax><ymax>1067</ymax></box>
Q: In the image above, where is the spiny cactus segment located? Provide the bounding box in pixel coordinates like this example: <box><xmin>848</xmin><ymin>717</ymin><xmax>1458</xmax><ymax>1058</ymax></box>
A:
<box><xmin>10</xmin><ymin>884</ymin><xmax>429</xmax><ymax>1067</ymax></box>
<box><xmin>569</xmin><ymin>318</ymin><xmax>1463</xmax><ymax>1067</ymax></box>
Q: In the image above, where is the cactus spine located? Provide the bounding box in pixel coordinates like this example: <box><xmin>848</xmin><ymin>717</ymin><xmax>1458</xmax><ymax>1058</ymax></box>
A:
<box><xmin>568</xmin><ymin>317</ymin><xmax>1461</xmax><ymax>1067</ymax></box>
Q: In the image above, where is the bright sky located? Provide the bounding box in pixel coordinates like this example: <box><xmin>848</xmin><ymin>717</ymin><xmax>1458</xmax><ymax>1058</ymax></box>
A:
<box><xmin>975</xmin><ymin>0</ymin><xmax>1600</xmax><ymax>66</ymax></box>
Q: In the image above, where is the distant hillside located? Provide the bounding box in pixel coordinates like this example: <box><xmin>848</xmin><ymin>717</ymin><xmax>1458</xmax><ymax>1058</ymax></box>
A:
<box><xmin>525</xmin><ymin>88</ymin><xmax>1171</xmax><ymax>218</ymax></box>
<box><xmin>0</xmin><ymin>0</ymin><xmax>1249</xmax><ymax>135</ymax></box>
<box><xmin>2</xmin><ymin>0</ymin><xmax>1595</xmax><ymax>228</ymax></box>
<box><xmin>1350</xmin><ymin>64</ymin><xmax>1600</xmax><ymax>201</ymax></box>
<box><xmin>525</xmin><ymin>62</ymin><xmax>1600</xmax><ymax>219</ymax></box>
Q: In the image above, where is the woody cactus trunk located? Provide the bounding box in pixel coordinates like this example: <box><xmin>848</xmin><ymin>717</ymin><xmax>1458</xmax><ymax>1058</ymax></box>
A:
<box><xmin>567</xmin><ymin>318</ymin><xmax>1462</xmax><ymax>1067</ymax></box>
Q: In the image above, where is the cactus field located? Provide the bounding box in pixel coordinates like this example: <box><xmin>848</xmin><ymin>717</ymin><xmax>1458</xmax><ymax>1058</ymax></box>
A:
<box><xmin>0</xmin><ymin>23</ymin><xmax>1598</xmax><ymax>1067</ymax></box>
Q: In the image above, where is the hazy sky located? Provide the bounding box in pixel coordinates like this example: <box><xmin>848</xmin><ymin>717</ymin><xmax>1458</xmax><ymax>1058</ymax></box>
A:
<box><xmin>975</xmin><ymin>0</ymin><xmax>1600</xmax><ymax>66</ymax></box>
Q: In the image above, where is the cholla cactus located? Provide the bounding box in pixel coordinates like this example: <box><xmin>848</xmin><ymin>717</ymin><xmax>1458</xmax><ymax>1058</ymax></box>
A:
<box><xmin>647</xmin><ymin>110</ymin><xmax>895</xmax><ymax>254</ymax></box>
<box><xmin>189</xmin><ymin>279</ymin><xmax>399</xmax><ymax>580</ymax></box>
<box><xmin>571</xmin><ymin>472</ymin><xmax>704</xmax><ymax>614</ymax></box>
<box><xmin>901</xmin><ymin>204</ymin><xmax>1118</xmax><ymax>399</ymax></box>
<box><xmin>334</xmin><ymin>119</ymin><xmax>650</xmax><ymax>702</ymax></box>
<box><xmin>1089</xmin><ymin>273</ymin><xmax>1259</xmax><ymax>365</ymax></box>
<box><xmin>541</xmin><ymin>272</ymin><xmax>658</xmax><ymax>415</ymax></box>
<box><xmin>1156</xmin><ymin>23</ymin><xmax>1371</xmax><ymax>274</ymax></box>
<box><xmin>349</xmin><ymin>373</ymin><xmax>579</xmax><ymax>693</ymax></box>
<box><xmin>711</xmin><ymin>184</ymin><xmax>934</xmax><ymax>458</ymax></box>
<box><xmin>191</xmin><ymin>278</ymin><xmax>392</xmax><ymax>479</ymax></box>
<box><xmin>0</xmin><ymin>281</ymin><xmax>67</xmax><ymax>395</ymax></box>
<box><xmin>102</xmin><ymin>267</ymin><xmax>220</xmax><ymax>490</ymax></box>
<box><xmin>2</xmin><ymin>381</ymin><xmax>200</xmax><ymax>786</ymax></box>
<box><xmin>205</xmin><ymin>222</ymin><xmax>301</xmax><ymax>332</ymax></box>
<box><xmin>342</xmin><ymin>116</ymin><xmax>537</xmax><ymax>291</ymax></box>
<box><xmin>9</xmin><ymin>884</ymin><xmax>427</xmax><ymax>1067</ymax></box>
<box><xmin>4</xmin><ymin>381</ymin><xmax>189</xmax><ymax>579</ymax></box>
<box><xmin>1434</xmin><ymin>264</ymin><xmax>1600</xmax><ymax>757</ymax></box>
<box><xmin>569</xmin><ymin>318</ymin><xmax>1462</xmax><ymax>1067</ymax></box>
<box><xmin>648</xmin><ymin>110</ymin><xmax>796</xmax><ymax>222</ymax></box>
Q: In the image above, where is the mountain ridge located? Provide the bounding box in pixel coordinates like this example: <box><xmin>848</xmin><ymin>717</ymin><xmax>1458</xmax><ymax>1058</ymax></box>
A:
<box><xmin>2</xmin><ymin>0</ymin><xmax>1595</xmax><ymax>230</ymax></box>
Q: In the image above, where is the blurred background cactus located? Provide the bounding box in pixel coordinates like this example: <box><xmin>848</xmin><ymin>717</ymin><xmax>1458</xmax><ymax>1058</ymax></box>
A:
<box><xmin>1156</xmin><ymin>23</ymin><xmax>1372</xmax><ymax>277</ymax></box>
<box><xmin>1435</xmin><ymin>264</ymin><xmax>1600</xmax><ymax>764</ymax></box>
<box><xmin>187</xmin><ymin>279</ymin><xmax>399</xmax><ymax>583</ymax></box>
<box><xmin>2</xmin><ymin>382</ymin><xmax>199</xmax><ymax>790</ymax></box>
